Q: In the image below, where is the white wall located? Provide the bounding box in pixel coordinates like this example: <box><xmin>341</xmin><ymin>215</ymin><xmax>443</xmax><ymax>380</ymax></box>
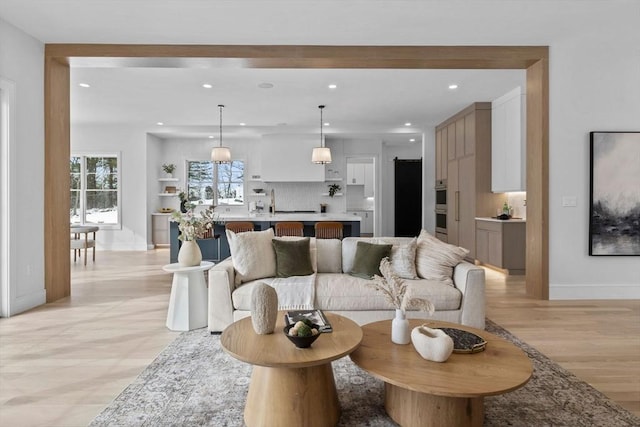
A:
<box><xmin>72</xmin><ymin>124</ymin><xmax>149</xmax><ymax>250</ymax></box>
<box><xmin>0</xmin><ymin>18</ymin><xmax>45</xmax><ymax>315</ymax></box>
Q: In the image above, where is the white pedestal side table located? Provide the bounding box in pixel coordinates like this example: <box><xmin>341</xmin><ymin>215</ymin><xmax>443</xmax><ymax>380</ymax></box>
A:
<box><xmin>162</xmin><ymin>261</ymin><xmax>214</xmax><ymax>331</ymax></box>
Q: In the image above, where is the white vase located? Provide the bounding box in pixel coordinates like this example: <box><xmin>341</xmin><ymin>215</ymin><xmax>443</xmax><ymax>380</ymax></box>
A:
<box><xmin>410</xmin><ymin>325</ymin><xmax>454</xmax><ymax>362</ymax></box>
<box><xmin>391</xmin><ymin>309</ymin><xmax>410</xmax><ymax>345</ymax></box>
<box><xmin>178</xmin><ymin>240</ymin><xmax>202</xmax><ymax>267</ymax></box>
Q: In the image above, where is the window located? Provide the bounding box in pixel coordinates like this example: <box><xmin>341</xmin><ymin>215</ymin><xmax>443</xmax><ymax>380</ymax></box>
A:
<box><xmin>186</xmin><ymin>160</ymin><xmax>244</xmax><ymax>206</ymax></box>
<box><xmin>70</xmin><ymin>154</ymin><xmax>120</xmax><ymax>227</ymax></box>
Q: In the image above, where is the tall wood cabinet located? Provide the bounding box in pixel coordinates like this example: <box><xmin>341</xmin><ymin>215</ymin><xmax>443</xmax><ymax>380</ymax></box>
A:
<box><xmin>436</xmin><ymin>103</ymin><xmax>501</xmax><ymax>259</ymax></box>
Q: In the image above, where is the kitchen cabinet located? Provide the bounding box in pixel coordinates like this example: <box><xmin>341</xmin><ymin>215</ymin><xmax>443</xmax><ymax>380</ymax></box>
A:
<box><xmin>152</xmin><ymin>213</ymin><xmax>171</xmax><ymax>246</ymax></box>
<box><xmin>261</xmin><ymin>134</ymin><xmax>325</xmax><ymax>182</ymax></box>
<box><xmin>347</xmin><ymin>163</ymin><xmax>365</xmax><ymax>185</ymax></box>
<box><xmin>475</xmin><ymin>218</ymin><xmax>526</xmax><ymax>274</ymax></box>
<box><xmin>438</xmin><ymin>103</ymin><xmax>502</xmax><ymax>258</ymax></box>
<box><xmin>491</xmin><ymin>87</ymin><xmax>526</xmax><ymax>192</ymax></box>
<box><xmin>364</xmin><ymin>163</ymin><xmax>374</xmax><ymax>197</ymax></box>
<box><xmin>350</xmin><ymin>210</ymin><xmax>373</xmax><ymax>234</ymax></box>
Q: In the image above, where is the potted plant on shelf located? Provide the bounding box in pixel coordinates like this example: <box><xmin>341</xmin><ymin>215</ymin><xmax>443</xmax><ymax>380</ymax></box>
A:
<box><xmin>328</xmin><ymin>183</ymin><xmax>341</xmax><ymax>197</ymax></box>
<box><xmin>162</xmin><ymin>163</ymin><xmax>176</xmax><ymax>178</ymax></box>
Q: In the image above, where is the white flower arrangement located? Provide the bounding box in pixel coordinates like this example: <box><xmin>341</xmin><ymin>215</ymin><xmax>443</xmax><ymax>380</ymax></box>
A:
<box><xmin>171</xmin><ymin>207</ymin><xmax>218</xmax><ymax>241</ymax></box>
<box><xmin>369</xmin><ymin>257</ymin><xmax>435</xmax><ymax>315</ymax></box>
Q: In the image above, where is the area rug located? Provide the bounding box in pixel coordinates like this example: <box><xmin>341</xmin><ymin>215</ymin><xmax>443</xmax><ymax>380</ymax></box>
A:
<box><xmin>90</xmin><ymin>320</ymin><xmax>639</xmax><ymax>426</ymax></box>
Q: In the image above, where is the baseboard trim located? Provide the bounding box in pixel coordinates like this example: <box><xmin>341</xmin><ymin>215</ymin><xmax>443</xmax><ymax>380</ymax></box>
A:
<box><xmin>550</xmin><ymin>283</ymin><xmax>640</xmax><ymax>300</ymax></box>
<box><xmin>10</xmin><ymin>288</ymin><xmax>46</xmax><ymax>316</ymax></box>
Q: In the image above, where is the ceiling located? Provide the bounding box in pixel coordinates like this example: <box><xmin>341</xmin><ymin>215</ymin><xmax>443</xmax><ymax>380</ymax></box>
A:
<box><xmin>70</xmin><ymin>67</ymin><xmax>525</xmax><ymax>143</ymax></box>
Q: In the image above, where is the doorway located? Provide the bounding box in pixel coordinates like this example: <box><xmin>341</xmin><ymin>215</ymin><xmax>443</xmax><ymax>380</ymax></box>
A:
<box><xmin>346</xmin><ymin>157</ymin><xmax>375</xmax><ymax>237</ymax></box>
<box><xmin>43</xmin><ymin>45</ymin><xmax>549</xmax><ymax>301</ymax></box>
<box><xmin>394</xmin><ymin>158</ymin><xmax>422</xmax><ymax>237</ymax></box>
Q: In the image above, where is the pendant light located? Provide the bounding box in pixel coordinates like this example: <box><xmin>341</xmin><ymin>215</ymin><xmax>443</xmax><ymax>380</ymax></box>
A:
<box><xmin>211</xmin><ymin>104</ymin><xmax>231</xmax><ymax>163</ymax></box>
<box><xmin>311</xmin><ymin>105</ymin><xmax>332</xmax><ymax>164</ymax></box>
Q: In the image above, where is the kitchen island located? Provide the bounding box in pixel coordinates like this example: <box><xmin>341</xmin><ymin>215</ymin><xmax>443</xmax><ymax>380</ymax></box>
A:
<box><xmin>169</xmin><ymin>213</ymin><xmax>361</xmax><ymax>263</ymax></box>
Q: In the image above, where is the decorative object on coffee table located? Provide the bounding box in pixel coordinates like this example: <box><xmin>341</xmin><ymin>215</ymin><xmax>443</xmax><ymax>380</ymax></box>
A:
<box><xmin>250</xmin><ymin>282</ymin><xmax>278</xmax><ymax>334</ymax></box>
<box><xmin>368</xmin><ymin>257</ymin><xmax>434</xmax><ymax>344</ymax></box>
<box><xmin>411</xmin><ymin>324</ymin><xmax>454</xmax><ymax>362</ymax></box>
<box><xmin>283</xmin><ymin>323</ymin><xmax>321</xmax><ymax>348</ymax></box>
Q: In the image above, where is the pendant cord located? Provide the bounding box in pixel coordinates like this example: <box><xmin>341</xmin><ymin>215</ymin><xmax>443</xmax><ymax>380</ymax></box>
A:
<box><xmin>218</xmin><ymin>104</ymin><xmax>224</xmax><ymax>147</ymax></box>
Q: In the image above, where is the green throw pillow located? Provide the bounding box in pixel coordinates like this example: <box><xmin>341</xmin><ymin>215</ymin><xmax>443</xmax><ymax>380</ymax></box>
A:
<box><xmin>272</xmin><ymin>238</ymin><xmax>314</xmax><ymax>278</ymax></box>
<box><xmin>349</xmin><ymin>241</ymin><xmax>393</xmax><ymax>280</ymax></box>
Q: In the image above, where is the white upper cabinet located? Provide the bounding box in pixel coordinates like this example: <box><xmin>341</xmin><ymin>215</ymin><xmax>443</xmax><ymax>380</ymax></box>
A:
<box><xmin>347</xmin><ymin>163</ymin><xmax>365</xmax><ymax>185</ymax></box>
<box><xmin>260</xmin><ymin>134</ymin><xmax>325</xmax><ymax>182</ymax></box>
<box><xmin>364</xmin><ymin>163</ymin><xmax>374</xmax><ymax>197</ymax></box>
<box><xmin>491</xmin><ymin>87</ymin><xmax>526</xmax><ymax>192</ymax></box>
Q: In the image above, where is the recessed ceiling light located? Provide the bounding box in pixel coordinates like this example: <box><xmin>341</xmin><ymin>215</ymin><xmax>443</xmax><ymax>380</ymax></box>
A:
<box><xmin>202</xmin><ymin>83</ymin><xmax>213</xmax><ymax>89</ymax></box>
<box><xmin>324</xmin><ymin>122</ymin><xmax>330</xmax><ymax>126</ymax></box>
<box><xmin>239</xmin><ymin>123</ymin><xmax>246</xmax><ymax>126</ymax></box>
<box><xmin>208</xmin><ymin>135</ymin><xmax>214</xmax><ymax>139</ymax></box>
<box><xmin>409</xmin><ymin>138</ymin><xmax>416</xmax><ymax>142</ymax></box>
<box><xmin>449</xmin><ymin>84</ymin><xmax>459</xmax><ymax>89</ymax></box>
<box><xmin>78</xmin><ymin>83</ymin><xmax>90</xmax><ymax>88</ymax></box>
<box><xmin>328</xmin><ymin>84</ymin><xmax>337</xmax><ymax>89</ymax></box>
<box><xmin>156</xmin><ymin>122</ymin><xmax>164</xmax><ymax>126</ymax></box>
<box><xmin>405</xmin><ymin>122</ymin><xmax>412</xmax><ymax>126</ymax></box>
<box><xmin>258</xmin><ymin>82</ymin><xmax>274</xmax><ymax>89</ymax></box>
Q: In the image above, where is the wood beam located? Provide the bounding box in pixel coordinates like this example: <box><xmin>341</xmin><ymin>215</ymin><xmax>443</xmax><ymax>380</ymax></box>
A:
<box><xmin>525</xmin><ymin>58</ymin><xmax>549</xmax><ymax>299</ymax></box>
<box><xmin>44</xmin><ymin>57</ymin><xmax>71</xmax><ymax>302</ymax></box>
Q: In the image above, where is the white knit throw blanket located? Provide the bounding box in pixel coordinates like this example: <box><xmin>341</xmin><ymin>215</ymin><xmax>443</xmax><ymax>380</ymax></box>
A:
<box><xmin>265</xmin><ymin>273</ymin><xmax>316</xmax><ymax>310</ymax></box>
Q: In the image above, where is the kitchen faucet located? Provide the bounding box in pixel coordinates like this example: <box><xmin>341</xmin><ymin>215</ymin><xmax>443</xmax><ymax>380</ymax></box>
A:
<box><xmin>270</xmin><ymin>189</ymin><xmax>275</xmax><ymax>215</ymax></box>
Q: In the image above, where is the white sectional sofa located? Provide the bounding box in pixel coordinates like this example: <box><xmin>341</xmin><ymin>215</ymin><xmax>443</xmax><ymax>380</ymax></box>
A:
<box><xmin>207</xmin><ymin>232</ymin><xmax>486</xmax><ymax>333</ymax></box>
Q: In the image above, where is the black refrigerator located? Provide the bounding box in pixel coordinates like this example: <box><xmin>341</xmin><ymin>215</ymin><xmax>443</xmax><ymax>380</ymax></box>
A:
<box><xmin>394</xmin><ymin>158</ymin><xmax>422</xmax><ymax>237</ymax></box>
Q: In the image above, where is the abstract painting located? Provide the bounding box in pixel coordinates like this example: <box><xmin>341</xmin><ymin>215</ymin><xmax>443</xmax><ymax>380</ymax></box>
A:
<box><xmin>589</xmin><ymin>131</ymin><xmax>640</xmax><ymax>255</ymax></box>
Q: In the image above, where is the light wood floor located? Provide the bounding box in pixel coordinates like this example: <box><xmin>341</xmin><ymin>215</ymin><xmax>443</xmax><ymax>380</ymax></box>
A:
<box><xmin>0</xmin><ymin>250</ymin><xmax>638</xmax><ymax>426</ymax></box>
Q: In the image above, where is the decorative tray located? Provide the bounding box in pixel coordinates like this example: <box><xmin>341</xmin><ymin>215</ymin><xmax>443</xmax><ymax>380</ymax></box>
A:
<box><xmin>438</xmin><ymin>327</ymin><xmax>487</xmax><ymax>353</ymax></box>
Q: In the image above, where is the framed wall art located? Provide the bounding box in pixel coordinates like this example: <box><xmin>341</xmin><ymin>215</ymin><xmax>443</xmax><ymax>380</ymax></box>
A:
<box><xmin>589</xmin><ymin>131</ymin><xmax>640</xmax><ymax>256</ymax></box>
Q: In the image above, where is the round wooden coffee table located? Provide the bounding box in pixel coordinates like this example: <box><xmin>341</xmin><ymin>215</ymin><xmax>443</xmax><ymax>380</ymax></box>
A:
<box><xmin>350</xmin><ymin>319</ymin><xmax>532</xmax><ymax>427</ymax></box>
<box><xmin>221</xmin><ymin>312</ymin><xmax>362</xmax><ymax>427</ymax></box>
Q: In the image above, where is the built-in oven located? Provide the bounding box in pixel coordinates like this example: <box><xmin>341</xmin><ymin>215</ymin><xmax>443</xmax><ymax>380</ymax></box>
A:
<box><xmin>435</xmin><ymin>209</ymin><xmax>447</xmax><ymax>235</ymax></box>
<box><xmin>435</xmin><ymin>179</ymin><xmax>447</xmax><ymax>211</ymax></box>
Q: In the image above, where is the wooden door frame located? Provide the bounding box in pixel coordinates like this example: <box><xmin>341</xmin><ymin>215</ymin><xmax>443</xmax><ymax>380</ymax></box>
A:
<box><xmin>44</xmin><ymin>45</ymin><xmax>549</xmax><ymax>301</ymax></box>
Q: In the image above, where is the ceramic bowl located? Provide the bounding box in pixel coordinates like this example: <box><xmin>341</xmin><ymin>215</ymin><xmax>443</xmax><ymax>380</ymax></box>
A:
<box><xmin>283</xmin><ymin>324</ymin><xmax>321</xmax><ymax>348</ymax></box>
<box><xmin>253</xmin><ymin>188</ymin><xmax>264</xmax><ymax>193</ymax></box>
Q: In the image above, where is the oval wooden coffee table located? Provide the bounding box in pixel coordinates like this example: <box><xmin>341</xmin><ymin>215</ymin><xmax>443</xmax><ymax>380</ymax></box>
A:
<box><xmin>221</xmin><ymin>312</ymin><xmax>362</xmax><ymax>427</ymax></box>
<box><xmin>350</xmin><ymin>319</ymin><xmax>532</xmax><ymax>427</ymax></box>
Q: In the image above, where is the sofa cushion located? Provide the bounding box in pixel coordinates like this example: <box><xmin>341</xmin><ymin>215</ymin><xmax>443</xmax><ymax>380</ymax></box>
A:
<box><xmin>341</xmin><ymin>237</ymin><xmax>377</xmax><ymax>273</ymax></box>
<box><xmin>272</xmin><ymin>237</ymin><xmax>314</xmax><ymax>278</ymax></box>
<box><xmin>226</xmin><ymin>228</ymin><xmax>276</xmax><ymax>285</ymax></box>
<box><xmin>380</xmin><ymin>237</ymin><xmax>418</xmax><ymax>279</ymax></box>
<box><xmin>315</xmin><ymin>239</ymin><xmax>342</xmax><ymax>273</ymax></box>
<box><xmin>315</xmin><ymin>273</ymin><xmax>462</xmax><ymax>311</ymax></box>
<box><xmin>415</xmin><ymin>230</ymin><xmax>469</xmax><ymax>286</ymax></box>
<box><xmin>349</xmin><ymin>241</ymin><xmax>393</xmax><ymax>279</ymax></box>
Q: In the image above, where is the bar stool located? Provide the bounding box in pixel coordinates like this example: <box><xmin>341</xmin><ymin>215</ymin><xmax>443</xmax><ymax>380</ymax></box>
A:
<box><xmin>275</xmin><ymin>221</ymin><xmax>304</xmax><ymax>237</ymax></box>
<box><xmin>225</xmin><ymin>221</ymin><xmax>255</xmax><ymax>233</ymax></box>
<box><xmin>314</xmin><ymin>222</ymin><xmax>344</xmax><ymax>239</ymax></box>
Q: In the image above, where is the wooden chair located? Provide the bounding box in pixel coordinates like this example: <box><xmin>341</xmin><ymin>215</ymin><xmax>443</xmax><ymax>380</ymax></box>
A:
<box><xmin>225</xmin><ymin>221</ymin><xmax>255</xmax><ymax>234</ymax></box>
<box><xmin>275</xmin><ymin>221</ymin><xmax>304</xmax><ymax>237</ymax></box>
<box><xmin>314</xmin><ymin>222</ymin><xmax>344</xmax><ymax>240</ymax></box>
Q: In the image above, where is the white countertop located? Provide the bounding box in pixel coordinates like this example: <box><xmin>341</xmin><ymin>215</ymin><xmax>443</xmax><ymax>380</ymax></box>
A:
<box><xmin>216</xmin><ymin>213</ymin><xmax>361</xmax><ymax>222</ymax></box>
<box><xmin>475</xmin><ymin>216</ymin><xmax>526</xmax><ymax>223</ymax></box>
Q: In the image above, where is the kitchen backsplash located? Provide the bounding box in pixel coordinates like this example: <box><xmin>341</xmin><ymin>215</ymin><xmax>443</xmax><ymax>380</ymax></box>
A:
<box><xmin>505</xmin><ymin>192</ymin><xmax>527</xmax><ymax>219</ymax></box>
<box><xmin>247</xmin><ymin>181</ymin><xmax>345</xmax><ymax>213</ymax></box>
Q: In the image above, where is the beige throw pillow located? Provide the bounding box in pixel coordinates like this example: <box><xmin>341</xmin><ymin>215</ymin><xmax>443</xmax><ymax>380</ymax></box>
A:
<box><xmin>415</xmin><ymin>230</ymin><xmax>469</xmax><ymax>286</ymax></box>
<box><xmin>385</xmin><ymin>237</ymin><xmax>418</xmax><ymax>279</ymax></box>
<box><xmin>226</xmin><ymin>228</ymin><xmax>276</xmax><ymax>285</ymax></box>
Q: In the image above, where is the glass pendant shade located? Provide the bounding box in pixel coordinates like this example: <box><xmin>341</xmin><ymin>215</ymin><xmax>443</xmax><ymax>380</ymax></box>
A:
<box><xmin>312</xmin><ymin>105</ymin><xmax>332</xmax><ymax>164</ymax></box>
<box><xmin>312</xmin><ymin>147</ymin><xmax>332</xmax><ymax>164</ymax></box>
<box><xmin>211</xmin><ymin>146</ymin><xmax>231</xmax><ymax>163</ymax></box>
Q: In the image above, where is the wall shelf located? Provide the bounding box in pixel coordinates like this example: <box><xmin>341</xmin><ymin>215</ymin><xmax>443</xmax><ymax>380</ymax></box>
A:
<box><xmin>158</xmin><ymin>177</ymin><xmax>179</xmax><ymax>182</ymax></box>
<box><xmin>248</xmin><ymin>193</ymin><xmax>267</xmax><ymax>196</ymax></box>
<box><xmin>158</xmin><ymin>193</ymin><xmax>178</xmax><ymax>197</ymax></box>
<box><xmin>321</xmin><ymin>193</ymin><xmax>343</xmax><ymax>197</ymax></box>
<box><xmin>325</xmin><ymin>178</ymin><xmax>343</xmax><ymax>182</ymax></box>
